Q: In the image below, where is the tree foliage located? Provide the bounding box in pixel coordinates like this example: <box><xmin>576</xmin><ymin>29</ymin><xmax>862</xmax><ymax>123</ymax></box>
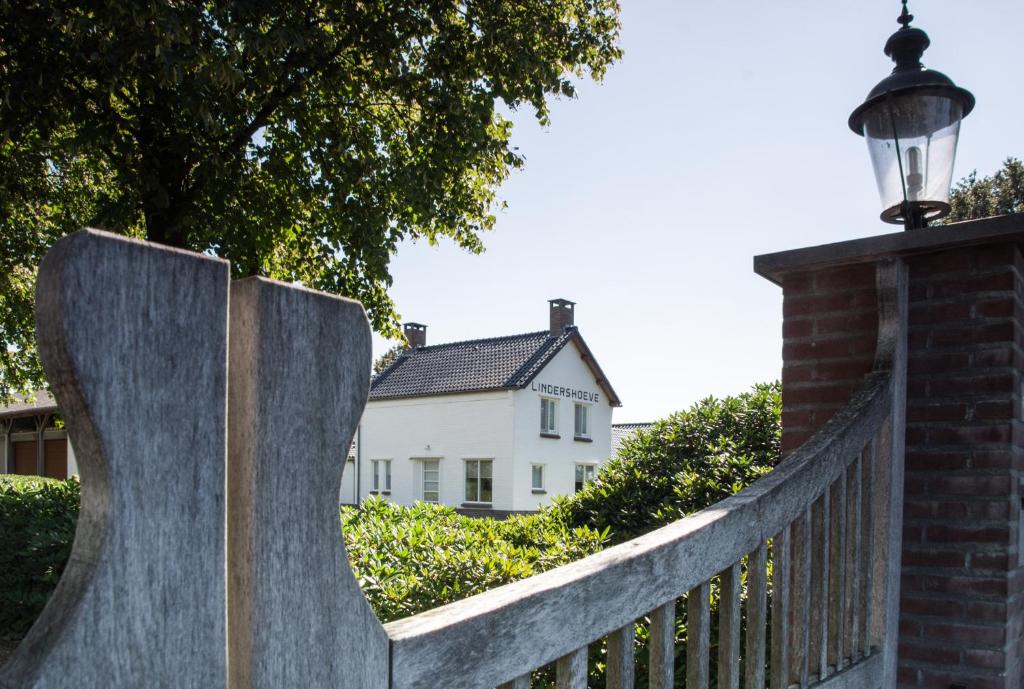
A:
<box><xmin>0</xmin><ymin>475</ymin><xmax>80</xmax><ymax>635</ymax></box>
<box><xmin>0</xmin><ymin>1</ymin><xmax>622</xmax><ymax>396</ymax></box>
<box><xmin>946</xmin><ymin>157</ymin><xmax>1024</xmax><ymax>222</ymax></box>
<box><xmin>553</xmin><ymin>382</ymin><xmax>781</xmax><ymax>544</ymax></box>
<box><xmin>372</xmin><ymin>342</ymin><xmax>407</xmax><ymax>375</ymax></box>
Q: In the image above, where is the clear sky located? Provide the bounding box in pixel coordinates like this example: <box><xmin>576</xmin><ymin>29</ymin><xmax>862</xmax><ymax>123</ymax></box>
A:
<box><xmin>371</xmin><ymin>1</ymin><xmax>1024</xmax><ymax>423</ymax></box>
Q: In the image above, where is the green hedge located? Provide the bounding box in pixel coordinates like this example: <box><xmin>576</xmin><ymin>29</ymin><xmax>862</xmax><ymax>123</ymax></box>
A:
<box><xmin>0</xmin><ymin>479</ymin><xmax>606</xmax><ymax>637</ymax></box>
<box><xmin>343</xmin><ymin>497</ymin><xmax>607</xmax><ymax>622</ymax></box>
<box><xmin>1</xmin><ymin>382</ymin><xmax>783</xmax><ymax>688</ymax></box>
<box><xmin>554</xmin><ymin>382</ymin><xmax>781</xmax><ymax>544</ymax></box>
<box><xmin>0</xmin><ymin>475</ymin><xmax>80</xmax><ymax>635</ymax></box>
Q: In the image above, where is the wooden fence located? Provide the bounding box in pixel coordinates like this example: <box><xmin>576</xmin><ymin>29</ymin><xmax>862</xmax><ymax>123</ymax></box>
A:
<box><xmin>0</xmin><ymin>230</ymin><xmax>906</xmax><ymax>689</ymax></box>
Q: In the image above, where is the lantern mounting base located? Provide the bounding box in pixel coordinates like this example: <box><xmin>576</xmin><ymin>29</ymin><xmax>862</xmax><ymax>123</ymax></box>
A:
<box><xmin>881</xmin><ymin>200</ymin><xmax>950</xmax><ymax>231</ymax></box>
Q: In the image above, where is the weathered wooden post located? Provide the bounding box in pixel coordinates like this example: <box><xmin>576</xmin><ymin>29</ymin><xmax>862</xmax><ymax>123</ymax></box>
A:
<box><xmin>1</xmin><ymin>230</ymin><xmax>230</xmax><ymax>688</ymax></box>
<box><xmin>227</xmin><ymin>277</ymin><xmax>388</xmax><ymax>689</ymax></box>
<box><xmin>0</xmin><ymin>230</ymin><xmax>387</xmax><ymax>689</ymax></box>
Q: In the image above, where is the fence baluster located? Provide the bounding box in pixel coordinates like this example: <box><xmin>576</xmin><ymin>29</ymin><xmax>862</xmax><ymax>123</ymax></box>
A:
<box><xmin>687</xmin><ymin>581</ymin><xmax>711</xmax><ymax>689</ymax></box>
<box><xmin>828</xmin><ymin>470</ymin><xmax>848</xmax><ymax>670</ymax></box>
<box><xmin>847</xmin><ymin>453</ymin><xmax>863</xmax><ymax>659</ymax></box>
<box><xmin>719</xmin><ymin>564</ymin><xmax>742</xmax><ymax>689</ymax></box>
<box><xmin>771</xmin><ymin>526</ymin><xmax>791</xmax><ymax>689</ymax></box>
<box><xmin>556</xmin><ymin>647</ymin><xmax>588</xmax><ymax>689</ymax></box>
<box><xmin>745</xmin><ymin>545</ymin><xmax>769</xmax><ymax>689</ymax></box>
<box><xmin>607</xmin><ymin>623</ymin><xmax>636</xmax><ymax>689</ymax></box>
<box><xmin>649</xmin><ymin>600</ymin><xmax>676</xmax><ymax>689</ymax></box>
<box><xmin>860</xmin><ymin>438</ymin><xmax>876</xmax><ymax>655</ymax></box>
<box><xmin>810</xmin><ymin>491</ymin><xmax>830</xmax><ymax>681</ymax></box>
<box><xmin>789</xmin><ymin>507</ymin><xmax>812</xmax><ymax>688</ymax></box>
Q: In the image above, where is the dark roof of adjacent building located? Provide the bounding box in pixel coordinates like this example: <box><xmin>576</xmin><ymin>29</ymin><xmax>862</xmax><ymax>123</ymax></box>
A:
<box><xmin>0</xmin><ymin>391</ymin><xmax>59</xmax><ymax>420</ymax></box>
<box><xmin>370</xmin><ymin>327</ymin><xmax>621</xmax><ymax>406</ymax></box>
<box><xmin>611</xmin><ymin>422</ymin><xmax>653</xmax><ymax>456</ymax></box>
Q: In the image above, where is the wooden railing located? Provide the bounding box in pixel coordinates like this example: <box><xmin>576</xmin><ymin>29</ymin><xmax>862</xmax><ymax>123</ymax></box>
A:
<box><xmin>385</xmin><ymin>259</ymin><xmax>908</xmax><ymax>689</ymax></box>
<box><xmin>0</xmin><ymin>232</ymin><xmax>906</xmax><ymax>689</ymax></box>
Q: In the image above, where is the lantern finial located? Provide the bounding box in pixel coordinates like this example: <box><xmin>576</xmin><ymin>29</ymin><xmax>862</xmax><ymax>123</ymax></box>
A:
<box><xmin>897</xmin><ymin>1</ymin><xmax>914</xmax><ymax>29</ymax></box>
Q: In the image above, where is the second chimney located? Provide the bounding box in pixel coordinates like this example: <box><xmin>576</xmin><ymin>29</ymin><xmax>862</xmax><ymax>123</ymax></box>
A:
<box><xmin>548</xmin><ymin>299</ymin><xmax>575</xmax><ymax>336</ymax></box>
<box><xmin>403</xmin><ymin>322</ymin><xmax>427</xmax><ymax>349</ymax></box>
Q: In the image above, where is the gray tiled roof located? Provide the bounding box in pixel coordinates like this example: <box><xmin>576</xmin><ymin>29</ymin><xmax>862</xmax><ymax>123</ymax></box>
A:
<box><xmin>611</xmin><ymin>422</ymin><xmax>653</xmax><ymax>456</ymax></box>
<box><xmin>369</xmin><ymin>329</ymin><xmax>575</xmax><ymax>400</ymax></box>
<box><xmin>0</xmin><ymin>391</ymin><xmax>58</xmax><ymax>419</ymax></box>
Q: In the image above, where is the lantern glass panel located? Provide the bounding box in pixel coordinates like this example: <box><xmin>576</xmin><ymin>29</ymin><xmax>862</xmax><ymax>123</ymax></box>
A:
<box><xmin>861</xmin><ymin>93</ymin><xmax>963</xmax><ymax>218</ymax></box>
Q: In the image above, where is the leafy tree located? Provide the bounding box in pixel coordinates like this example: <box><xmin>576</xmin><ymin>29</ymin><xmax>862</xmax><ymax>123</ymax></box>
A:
<box><xmin>553</xmin><ymin>382</ymin><xmax>781</xmax><ymax>544</ymax></box>
<box><xmin>372</xmin><ymin>342</ymin><xmax>407</xmax><ymax>376</ymax></box>
<box><xmin>0</xmin><ymin>1</ymin><xmax>622</xmax><ymax>397</ymax></box>
<box><xmin>946</xmin><ymin>157</ymin><xmax>1024</xmax><ymax>222</ymax></box>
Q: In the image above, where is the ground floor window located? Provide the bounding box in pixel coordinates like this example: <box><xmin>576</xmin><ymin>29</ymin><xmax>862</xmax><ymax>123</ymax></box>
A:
<box><xmin>575</xmin><ymin>463</ymin><xmax>596</xmax><ymax>492</ymax></box>
<box><xmin>371</xmin><ymin>459</ymin><xmax>391</xmax><ymax>493</ymax></box>
<box><xmin>422</xmin><ymin>459</ymin><xmax>440</xmax><ymax>503</ymax></box>
<box><xmin>531</xmin><ymin>464</ymin><xmax>545</xmax><ymax>492</ymax></box>
<box><xmin>464</xmin><ymin>459</ymin><xmax>493</xmax><ymax>504</ymax></box>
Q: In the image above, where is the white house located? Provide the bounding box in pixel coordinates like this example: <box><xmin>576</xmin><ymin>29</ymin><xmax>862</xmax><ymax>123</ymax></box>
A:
<box><xmin>341</xmin><ymin>299</ymin><xmax>621</xmax><ymax>515</ymax></box>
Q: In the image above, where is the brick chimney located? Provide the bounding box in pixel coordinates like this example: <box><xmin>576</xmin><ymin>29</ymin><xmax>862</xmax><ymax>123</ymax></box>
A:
<box><xmin>549</xmin><ymin>299</ymin><xmax>575</xmax><ymax>336</ymax></box>
<box><xmin>403</xmin><ymin>322</ymin><xmax>427</xmax><ymax>349</ymax></box>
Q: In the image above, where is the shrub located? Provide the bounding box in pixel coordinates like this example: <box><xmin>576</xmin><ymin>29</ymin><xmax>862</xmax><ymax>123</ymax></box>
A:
<box><xmin>0</xmin><ymin>475</ymin><xmax>80</xmax><ymax>635</ymax></box>
<box><xmin>544</xmin><ymin>383</ymin><xmax>781</xmax><ymax>688</ymax></box>
<box><xmin>553</xmin><ymin>382</ymin><xmax>781</xmax><ymax>544</ymax></box>
<box><xmin>342</xmin><ymin>497</ymin><xmax>607</xmax><ymax>623</ymax></box>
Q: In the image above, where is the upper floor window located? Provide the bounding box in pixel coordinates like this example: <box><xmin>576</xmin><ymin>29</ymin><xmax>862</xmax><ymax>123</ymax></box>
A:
<box><xmin>575</xmin><ymin>463</ymin><xmax>595</xmax><ymax>492</ymax></box>
<box><xmin>371</xmin><ymin>459</ymin><xmax>391</xmax><ymax>493</ymax></box>
<box><xmin>465</xmin><ymin>459</ymin><xmax>493</xmax><ymax>504</ymax></box>
<box><xmin>574</xmin><ymin>403</ymin><xmax>590</xmax><ymax>440</ymax></box>
<box><xmin>540</xmin><ymin>397</ymin><xmax>558</xmax><ymax>436</ymax></box>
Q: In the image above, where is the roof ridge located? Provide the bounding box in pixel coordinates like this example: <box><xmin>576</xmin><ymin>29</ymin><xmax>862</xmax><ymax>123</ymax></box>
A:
<box><xmin>409</xmin><ymin>330</ymin><xmax>549</xmax><ymax>352</ymax></box>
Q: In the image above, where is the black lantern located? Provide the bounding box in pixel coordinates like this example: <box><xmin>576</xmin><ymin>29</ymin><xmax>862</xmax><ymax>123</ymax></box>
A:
<box><xmin>849</xmin><ymin>2</ymin><xmax>974</xmax><ymax>230</ymax></box>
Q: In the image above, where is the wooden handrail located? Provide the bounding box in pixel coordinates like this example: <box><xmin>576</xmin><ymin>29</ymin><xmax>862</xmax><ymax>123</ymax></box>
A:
<box><xmin>386</xmin><ymin>260</ymin><xmax>907</xmax><ymax>689</ymax></box>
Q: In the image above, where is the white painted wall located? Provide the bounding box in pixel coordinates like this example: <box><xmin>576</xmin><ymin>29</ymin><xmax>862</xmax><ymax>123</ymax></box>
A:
<box><xmin>356</xmin><ymin>390</ymin><xmax>516</xmax><ymax>509</ymax></box>
<box><xmin>67</xmin><ymin>437</ymin><xmax>78</xmax><ymax>477</ymax></box>
<box><xmin>350</xmin><ymin>339</ymin><xmax>615</xmax><ymax>512</ymax></box>
<box><xmin>510</xmin><ymin>342</ymin><xmax>613</xmax><ymax>509</ymax></box>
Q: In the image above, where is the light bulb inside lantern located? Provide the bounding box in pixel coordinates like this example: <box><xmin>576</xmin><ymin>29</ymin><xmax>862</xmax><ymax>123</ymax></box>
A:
<box><xmin>905</xmin><ymin>146</ymin><xmax>924</xmax><ymax>200</ymax></box>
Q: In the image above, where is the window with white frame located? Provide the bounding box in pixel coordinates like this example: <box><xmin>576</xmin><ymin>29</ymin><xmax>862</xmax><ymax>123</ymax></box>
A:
<box><xmin>540</xmin><ymin>397</ymin><xmax>558</xmax><ymax>435</ymax></box>
<box><xmin>574</xmin><ymin>463</ymin><xmax>596</xmax><ymax>493</ymax></box>
<box><xmin>464</xmin><ymin>459</ymin><xmax>493</xmax><ymax>504</ymax></box>
<box><xmin>421</xmin><ymin>459</ymin><xmax>440</xmax><ymax>503</ymax></box>
<box><xmin>370</xmin><ymin>459</ymin><xmax>392</xmax><ymax>493</ymax></box>
<box><xmin>574</xmin><ymin>403</ymin><xmax>590</xmax><ymax>439</ymax></box>
<box><xmin>531</xmin><ymin>464</ymin><xmax>545</xmax><ymax>492</ymax></box>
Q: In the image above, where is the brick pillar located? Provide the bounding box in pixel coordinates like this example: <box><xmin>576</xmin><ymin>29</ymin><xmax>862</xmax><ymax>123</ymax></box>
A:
<box><xmin>762</xmin><ymin>217</ymin><xmax>1024</xmax><ymax>689</ymax></box>
<box><xmin>899</xmin><ymin>244</ymin><xmax>1023</xmax><ymax>689</ymax></box>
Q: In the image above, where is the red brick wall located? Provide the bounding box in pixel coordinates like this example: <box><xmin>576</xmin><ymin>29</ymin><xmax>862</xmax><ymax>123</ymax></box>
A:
<box><xmin>779</xmin><ymin>242</ymin><xmax>1024</xmax><ymax>689</ymax></box>
<box><xmin>899</xmin><ymin>244</ymin><xmax>1024</xmax><ymax>689</ymax></box>
<box><xmin>780</xmin><ymin>264</ymin><xmax>878</xmax><ymax>455</ymax></box>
